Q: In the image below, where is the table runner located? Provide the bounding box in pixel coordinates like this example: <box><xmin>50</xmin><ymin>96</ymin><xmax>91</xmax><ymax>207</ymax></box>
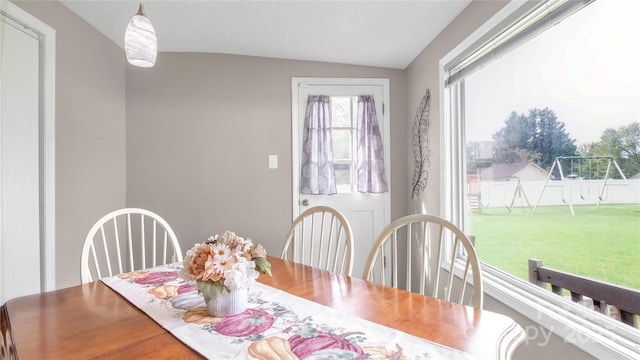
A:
<box><xmin>101</xmin><ymin>264</ymin><xmax>478</xmax><ymax>360</ymax></box>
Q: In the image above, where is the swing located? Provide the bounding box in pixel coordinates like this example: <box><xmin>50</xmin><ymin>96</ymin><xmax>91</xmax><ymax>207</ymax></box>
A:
<box><xmin>580</xmin><ymin>184</ymin><xmax>591</xmax><ymax>200</ymax></box>
<box><xmin>579</xmin><ymin>158</ymin><xmax>590</xmax><ymax>200</ymax></box>
<box><xmin>560</xmin><ymin>158</ymin><xmax>571</xmax><ymax>204</ymax></box>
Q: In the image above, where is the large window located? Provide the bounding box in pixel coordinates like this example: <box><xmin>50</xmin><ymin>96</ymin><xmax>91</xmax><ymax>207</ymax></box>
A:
<box><xmin>442</xmin><ymin>0</ymin><xmax>639</xmax><ymax>357</ymax></box>
<box><xmin>464</xmin><ymin>0</ymin><xmax>639</xmax><ymax>289</ymax></box>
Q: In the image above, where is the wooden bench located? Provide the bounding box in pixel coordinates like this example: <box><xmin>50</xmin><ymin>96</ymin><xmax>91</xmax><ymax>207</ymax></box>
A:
<box><xmin>528</xmin><ymin>258</ymin><xmax>640</xmax><ymax>328</ymax></box>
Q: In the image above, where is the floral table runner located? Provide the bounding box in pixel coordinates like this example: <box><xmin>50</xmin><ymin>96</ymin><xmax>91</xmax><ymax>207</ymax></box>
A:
<box><xmin>101</xmin><ymin>264</ymin><xmax>478</xmax><ymax>360</ymax></box>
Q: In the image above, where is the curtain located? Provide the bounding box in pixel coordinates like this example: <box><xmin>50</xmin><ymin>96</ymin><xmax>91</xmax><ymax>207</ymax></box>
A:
<box><xmin>357</xmin><ymin>95</ymin><xmax>388</xmax><ymax>193</ymax></box>
<box><xmin>300</xmin><ymin>95</ymin><xmax>337</xmax><ymax>195</ymax></box>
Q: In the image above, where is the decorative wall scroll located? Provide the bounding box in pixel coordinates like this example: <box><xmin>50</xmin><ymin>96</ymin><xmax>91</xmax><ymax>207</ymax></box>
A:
<box><xmin>411</xmin><ymin>89</ymin><xmax>431</xmax><ymax>199</ymax></box>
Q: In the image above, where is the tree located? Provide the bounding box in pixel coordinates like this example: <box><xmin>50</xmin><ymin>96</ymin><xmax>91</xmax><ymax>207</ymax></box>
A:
<box><xmin>492</xmin><ymin>107</ymin><xmax>577</xmax><ymax>169</ymax></box>
<box><xmin>579</xmin><ymin>122</ymin><xmax>640</xmax><ymax>179</ymax></box>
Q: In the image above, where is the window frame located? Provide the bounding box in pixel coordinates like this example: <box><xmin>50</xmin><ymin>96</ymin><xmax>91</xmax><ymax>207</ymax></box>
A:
<box><xmin>439</xmin><ymin>1</ymin><xmax>640</xmax><ymax>358</ymax></box>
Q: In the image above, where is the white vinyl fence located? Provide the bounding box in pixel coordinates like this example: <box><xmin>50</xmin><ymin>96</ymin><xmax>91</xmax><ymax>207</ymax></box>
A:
<box><xmin>473</xmin><ymin>179</ymin><xmax>640</xmax><ymax>209</ymax></box>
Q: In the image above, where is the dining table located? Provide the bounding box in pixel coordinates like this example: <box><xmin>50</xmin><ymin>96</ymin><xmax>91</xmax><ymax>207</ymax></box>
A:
<box><xmin>1</xmin><ymin>256</ymin><xmax>525</xmax><ymax>359</ymax></box>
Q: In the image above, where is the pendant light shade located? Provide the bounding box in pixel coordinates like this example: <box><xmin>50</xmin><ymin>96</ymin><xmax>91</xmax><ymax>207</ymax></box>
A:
<box><xmin>124</xmin><ymin>3</ymin><xmax>157</xmax><ymax>67</ymax></box>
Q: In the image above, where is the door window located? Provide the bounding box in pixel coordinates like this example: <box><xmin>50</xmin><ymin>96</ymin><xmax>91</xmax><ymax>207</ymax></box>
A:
<box><xmin>331</xmin><ymin>96</ymin><xmax>358</xmax><ymax>193</ymax></box>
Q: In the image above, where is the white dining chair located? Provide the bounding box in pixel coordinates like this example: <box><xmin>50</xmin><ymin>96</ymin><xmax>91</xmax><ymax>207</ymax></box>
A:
<box><xmin>363</xmin><ymin>214</ymin><xmax>483</xmax><ymax>308</ymax></box>
<box><xmin>281</xmin><ymin>206</ymin><xmax>354</xmax><ymax>276</ymax></box>
<box><xmin>80</xmin><ymin>208</ymin><xmax>183</xmax><ymax>284</ymax></box>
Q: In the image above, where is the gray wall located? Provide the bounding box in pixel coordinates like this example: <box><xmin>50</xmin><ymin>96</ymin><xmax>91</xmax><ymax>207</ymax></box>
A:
<box><xmin>125</xmin><ymin>52</ymin><xmax>407</xmax><ymax>261</ymax></box>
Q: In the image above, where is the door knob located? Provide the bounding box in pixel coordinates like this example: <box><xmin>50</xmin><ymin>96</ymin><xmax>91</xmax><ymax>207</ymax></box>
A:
<box><xmin>301</xmin><ymin>199</ymin><xmax>310</xmax><ymax>206</ymax></box>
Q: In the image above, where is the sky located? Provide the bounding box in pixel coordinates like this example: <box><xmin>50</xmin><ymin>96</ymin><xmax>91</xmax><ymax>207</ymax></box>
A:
<box><xmin>465</xmin><ymin>0</ymin><xmax>640</xmax><ymax>145</ymax></box>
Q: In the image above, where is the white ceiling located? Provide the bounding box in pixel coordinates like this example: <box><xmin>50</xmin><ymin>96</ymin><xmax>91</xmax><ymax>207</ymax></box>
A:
<box><xmin>60</xmin><ymin>0</ymin><xmax>471</xmax><ymax>69</ymax></box>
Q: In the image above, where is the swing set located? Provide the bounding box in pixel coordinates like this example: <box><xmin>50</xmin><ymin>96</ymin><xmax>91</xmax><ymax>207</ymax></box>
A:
<box><xmin>534</xmin><ymin>156</ymin><xmax>627</xmax><ymax>216</ymax></box>
<box><xmin>467</xmin><ymin>176</ymin><xmax>533</xmax><ymax>213</ymax></box>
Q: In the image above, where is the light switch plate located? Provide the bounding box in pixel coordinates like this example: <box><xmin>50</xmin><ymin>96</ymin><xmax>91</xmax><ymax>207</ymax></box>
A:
<box><xmin>268</xmin><ymin>155</ymin><xmax>278</xmax><ymax>169</ymax></box>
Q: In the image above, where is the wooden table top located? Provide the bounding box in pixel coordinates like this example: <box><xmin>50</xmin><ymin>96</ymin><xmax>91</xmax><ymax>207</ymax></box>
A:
<box><xmin>2</xmin><ymin>257</ymin><xmax>525</xmax><ymax>359</ymax></box>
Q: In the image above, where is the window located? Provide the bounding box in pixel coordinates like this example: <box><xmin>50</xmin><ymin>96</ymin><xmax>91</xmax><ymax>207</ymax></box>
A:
<box><xmin>442</xmin><ymin>0</ymin><xmax>639</xmax><ymax>357</ymax></box>
<box><xmin>331</xmin><ymin>96</ymin><xmax>358</xmax><ymax>193</ymax></box>
<box><xmin>464</xmin><ymin>0</ymin><xmax>639</xmax><ymax>287</ymax></box>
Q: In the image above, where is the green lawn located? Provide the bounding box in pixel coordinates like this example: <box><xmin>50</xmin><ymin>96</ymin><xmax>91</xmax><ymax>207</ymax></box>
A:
<box><xmin>469</xmin><ymin>204</ymin><xmax>640</xmax><ymax>290</ymax></box>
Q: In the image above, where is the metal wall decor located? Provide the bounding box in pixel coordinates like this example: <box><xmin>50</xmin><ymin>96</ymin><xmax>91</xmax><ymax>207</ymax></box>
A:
<box><xmin>411</xmin><ymin>89</ymin><xmax>431</xmax><ymax>199</ymax></box>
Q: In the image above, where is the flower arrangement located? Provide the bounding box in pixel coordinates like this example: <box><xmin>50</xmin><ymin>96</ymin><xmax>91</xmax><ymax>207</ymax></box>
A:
<box><xmin>179</xmin><ymin>231</ymin><xmax>271</xmax><ymax>302</ymax></box>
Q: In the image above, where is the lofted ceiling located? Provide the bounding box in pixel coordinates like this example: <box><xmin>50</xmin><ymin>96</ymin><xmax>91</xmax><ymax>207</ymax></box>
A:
<box><xmin>60</xmin><ymin>0</ymin><xmax>471</xmax><ymax>69</ymax></box>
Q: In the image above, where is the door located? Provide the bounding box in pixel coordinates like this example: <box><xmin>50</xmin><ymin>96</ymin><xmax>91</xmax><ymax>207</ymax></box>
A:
<box><xmin>292</xmin><ymin>78</ymin><xmax>391</xmax><ymax>279</ymax></box>
<box><xmin>0</xmin><ymin>3</ymin><xmax>55</xmax><ymax>303</ymax></box>
<box><xmin>1</xmin><ymin>12</ymin><xmax>40</xmax><ymax>303</ymax></box>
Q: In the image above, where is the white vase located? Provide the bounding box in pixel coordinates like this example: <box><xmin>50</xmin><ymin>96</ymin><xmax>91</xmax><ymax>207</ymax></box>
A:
<box><xmin>204</xmin><ymin>286</ymin><xmax>248</xmax><ymax>317</ymax></box>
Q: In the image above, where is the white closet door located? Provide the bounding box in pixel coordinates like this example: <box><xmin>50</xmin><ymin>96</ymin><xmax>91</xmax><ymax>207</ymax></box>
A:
<box><xmin>1</xmin><ymin>14</ymin><xmax>41</xmax><ymax>303</ymax></box>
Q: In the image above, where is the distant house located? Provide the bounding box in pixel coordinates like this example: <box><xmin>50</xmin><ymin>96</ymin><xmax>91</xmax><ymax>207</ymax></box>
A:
<box><xmin>479</xmin><ymin>162</ymin><xmax>549</xmax><ymax>181</ymax></box>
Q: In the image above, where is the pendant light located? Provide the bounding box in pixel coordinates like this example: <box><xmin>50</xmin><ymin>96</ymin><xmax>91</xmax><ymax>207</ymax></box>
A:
<box><xmin>124</xmin><ymin>2</ymin><xmax>157</xmax><ymax>67</ymax></box>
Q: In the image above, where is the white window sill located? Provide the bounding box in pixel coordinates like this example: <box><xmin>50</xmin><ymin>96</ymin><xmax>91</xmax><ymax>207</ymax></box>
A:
<box><xmin>480</xmin><ymin>263</ymin><xmax>640</xmax><ymax>359</ymax></box>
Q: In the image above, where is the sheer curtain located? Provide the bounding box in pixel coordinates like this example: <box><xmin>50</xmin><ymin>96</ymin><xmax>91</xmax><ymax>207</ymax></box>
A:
<box><xmin>357</xmin><ymin>95</ymin><xmax>388</xmax><ymax>193</ymax></box>
<box><xmin>300</xmin><ymin>95</ymin><xmax>337</xmax><ymax>195</ymax></box>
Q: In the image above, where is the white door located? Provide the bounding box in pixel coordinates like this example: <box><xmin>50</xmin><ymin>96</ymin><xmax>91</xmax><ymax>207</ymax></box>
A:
<box><xmin>1</xmin><ymin>4</ymin><xmax>55</xmax><ymax>303</ymax></box>
<box><xmin>1</xmin><ymin>12</ymin><xmax>41</xmax><ymax>303</ymax></box>
<box><xmin>292</xmin><ymin>78</ymin><xmax>391</xmax><ymax>279</ymax></box>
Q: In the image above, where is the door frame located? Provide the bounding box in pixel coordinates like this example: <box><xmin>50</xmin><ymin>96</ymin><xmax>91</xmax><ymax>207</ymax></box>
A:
<box><xmin>290</xmin><ymin>77</ymin><xmax>391</xmax><ymax>222</ymax></box>
<box><xmin>1</xmin><ymin>2</ymin><xmax>56</xmax><ymax>292</ymax></box>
